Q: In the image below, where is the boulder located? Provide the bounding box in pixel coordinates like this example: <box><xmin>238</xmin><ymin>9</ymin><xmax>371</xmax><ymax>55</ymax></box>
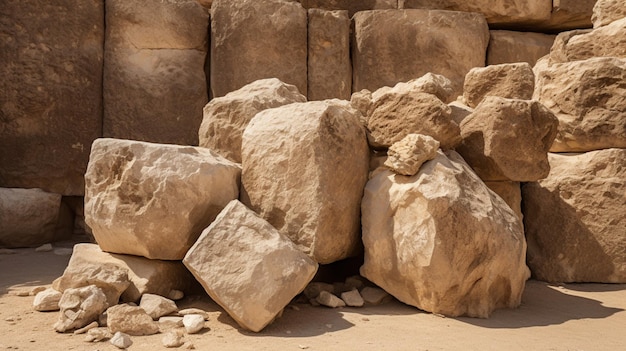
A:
<box><xmin>307</xmin><ymin>9</ymin><xmax>351</xmax><ymax>101</ymax></box>
<box><xmin>54</xmin><ymin>285</ymin><xmax>109</xmax><ymax>332</ymax></box>
<box><xmin>0</xmin><ymin>0</ymin><xmax>103</xmax><ymax>195</ymax></box>
<box><xmin>593</xmin><ymin>0</ymin><xmax>626</xmax><ymax>28</ymax></box>
<box><xmin>484</xmin><ymin>182</ymin><xmax>523</xmax><ymax>223</ymax></box>
<box><xmin>139</xmin><ymin>294</ymin><xmax>178</xmax><ymax>320</ymax></box>
<box><xmin>84</xmin><ymin>138</ymin><xmax>241</xmax><ymax>260</ymax></box>
<box><xmin>463</xmin><ymin>63</ymin><xmax>535</xmax><ymax>108</ymax></box>
<box><xmin>103</xmin><ymin>0</ymin><xmax>209</xmax><ymax>145</ymax></box>
<box><xmin>384</xmin><ymin>134</ymin><xmax>440</xmax><ymax>176</ymax></box>
<box><xmin>53</xmin><ymin>261</ymin><xmax>129</xmax><ymax>308</ymax></box>
<box><xmin>211</xmin><ymin>0</ymin><xmax>307</xmax><ymax>97</ymax></box>
<box><xmin>352</xmin><ymin>10</ymin><xmax>489</xmax><ymax>96</ymax></box>
<box><xmin>549</xmin><ymin>18</ymin><xmax>626</xmax><ymax>64</ymax></box>
<box><xmin>456</xmin><ymin>97</ymin><xmax>558</xmax><ymax>182</ymax></box>
<box><xmin>487</xmin><ymin>31</ymin><xmax>556</xmax><ymax>66</ymax></box>
<box><xmin>0</xmin><ymin>188</ymin><xmax>62</xmax><ymax>248</ymax></box>
<box><xmin>361</xmin><ymin>151</ymin><xmax>529</xmax><ymax>317</ymax></box>
<box><xmin>241</xmin><ymin>100</ymin><xmax>369</xmax><ymax>263</ymax></box>
<box><xmin>183</xmin><ymin>200</ymin><xmax>318</xmax><ymax>332</ymax></box>
<box><xmin>107</xmin><ymin>304</ymin><xmax>160</xmax><ymax>336</ymax></box>
<box><xmin>198</xmin><ymin>78</ymin><xmax>306</xmax><ymax>163</ymax></box>
<box><xmin>522</xmin><ymin>149</ymin><xmax>626</xmax><ymax>283</ymax></box>
<box><xmin>534</xmin><ymin>57</ymin><xmax>626</xmax><ymax>152</ymax></box>
<box><xmin>33</xmin><ymin>288</ymin><xmax>63</xmax><ymax>312</ymax></box>
<box><xmin>298</xmin><ymin>0</ymin><xmax>397</xmax><ymax>17</ymax></box>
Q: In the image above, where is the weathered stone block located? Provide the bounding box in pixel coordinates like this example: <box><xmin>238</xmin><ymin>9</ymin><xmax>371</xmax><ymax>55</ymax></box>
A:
<box><xmin>54</xmin><ymin>285</ymin><xmax>108</xmax><ymax>333</ymax></box>
<box><xmin>593</xmin><ymin>0</ymin><xmax>626</xmax><ymax>28</ymax></box>
<box><xmin>107</xmin><ymin>304</ymin><xmax>159</xmax><ymax>336</ymax></box>
<box><xmin>463</xmin><ymin>63</ymin><xmax>535</xmax><ymax>108</ymax></box>
<box><xmin>384</xmin><ymin>134</ymin><xmax>440</xmax><ymax>176</ymax></box>
<box><xmin>550</xmin><ymin>18</ymin><xmax>626</xmax><ymax>64</ymax></box>
<box><xmin>487</xmin><ymin>31</ymin><xmax>555</xmax><ymax>67</ymax></box>
<box><xmin>299</xmin><ymin>0</ymin><xmax>397</xmax><ymax>17</ymax></box>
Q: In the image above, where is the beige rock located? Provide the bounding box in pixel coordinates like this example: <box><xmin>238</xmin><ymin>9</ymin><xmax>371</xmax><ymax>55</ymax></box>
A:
<box><xmin>360</xmin><ymin>287</ymin><xmax>391</xmax><ymax>305</ymax></box>
<box><xmin>549</xmin><ymin>18</ymin><xmax>626</xmax><ymax>64</ymax></box>
<box><xmin>316</xmin><ymin>291</ymin><xmax>346</xmax><ymax>308</ymax></box>
<box><xmin>33</xmin><ymin>288</ymin><xmax>63</xmax><ymax>312</ymax></box>
<box><xmin>487</xmin><ymin>30</ymin><xmax>556</xmax><ymax>67</ymax></box>
<box><xmin>162</xmin><ymin>331</ymin><xmax>184</xmax><ymax>348</ymax></box>
<box><xmin>298</xmin><ymin>0</ymin><xmax>397</xmax><ymax>17</ymax></box>
<box><xmin>352</xmin><ymin>10</ymin><xmax>489</xmax><ymax>96</ymax></box>
<box><xmin>139</xmin><ymin>294</ymin><xmax>178</xmax><ymax>320</ymax></box>
<box><xmin>241</xmin><ymin>100</ymin><xmax>369</xmax><ymax>263</ymax></box>
<box><xmin>341</xmin><ymin>289</ymin><xmax>365</xmax><ymax>307</ymax></box>
<box><xmin>534</xmin><ymin>57</ymin><xmax>626</xmax><ymax>152</ymax></box>
<box><xmin>0</xmin><ymin>188</ymin><xmax>62</xmax><ymax>248</ymax></box>
<box><xmin>107</xmin><ymin>304</ymin><xmax>159</xmax><ymax>336</ymax></box>
<box><xmin>73</xmin><ymin>321</ymin><xmax>98</xmax><ymax>335</ymax></box>
<box><xmin>54</xmin><ymin>244</ymin><xmax>194</xmax><ymax>303</ymax></box>
<box><xmin>361</xmin><ymin>151</ymin><xmax>529</xmax><ymax>317</ymax></box>
<box><xmin>110</xmin><ymin>331</ymin><xmax>133</xmax><ymax>349</ymax></box>
<box><xmin>54</xmin><ymin>285</ymin><xmax>109</xmax><ymax>333</ymax></box>
<box><xmin>183</xmin><ymin>314</ymin><xmax>205</xmax><ymax>334</ymax></box>
<box><xmin>0</xmin><ymin>0</ymin><xmax>103</xmax><ymax>195</ymax></box>
<box><xmin>457</xmin><ymin>97</ymin><xmax>558</xmax><ymax>182</ymax></box>
<box><xmin>522</xmin><ymin>149</ymin><xmax>626</xmax><ymax>283</ymax></box>
<box><xmin>183</xmin><ymin>200</ymin><xmax>318</xmax><ymax>332</ymax></box>
<box><xmin>85</xmin><ymin>327</ymin><xmax>112</xmax><ymax>342</ymax></box>
<box><xmin>448</xmin><ymin>101</ymin><xmax>474</xmax><ymax>125</ymax></box>
<box><xmin>463</xmin><ymin>63</ymin><xmax>535</xmax><ymax>108</ymax></box>
<box><xmin>350</xmin><ymin>89</ymin><xmax>373</xmax><ymax>119</ymax></box>
<box><xmin>103</xmin><ymin>0</ymin><xmax>209</xmax><ymax>145</ymax></box>
<box><xmin>371</xmin><ymin>73</ymin><xmax>456</xmax><ymax>104</ymax></box>
<box><xmin>593</xmin><ymin>0</ymin><xmax>626</xmax><ymax>28</ymax></box>
<box><xmin>198</xmin><ymin>78</ymin><xmax>306</xmax><ymax>163</ymax></box>
<box><xmin>307</xmin><ymin>9</ymin><xmax>351</xmax><ymax>101</ymax></box>
<box><xmin>535</xmin><ymin>0</ymin><xmax>596</xmax><ymax>31</ymax></box>
<box><xmin>178</xmin><ymin>308</ymin><xmax>210</xmax><ymax>320</ymax></box>
<box><xmin>484</xmin><ymin>181</ymin><xmax>523</xmax><ymax>223</ymax></box>
<box><xmin>384</xmin><ymin>134</ymin><xmax>440</xmax><ymax>176</ymax></box>
<box><xmin>158</xmin><ymin>316</ymin><xmax>184</xmax><ymax>330</ymax></box>
<box><xmin>84</xmin><ymin>138</ymin><xmax>241</xmax><ymax>260</ymax></box>
<box><xmin>211</xmin><ymin>0</ymin><xmax>307</xmax><ymax>97</ymax></box>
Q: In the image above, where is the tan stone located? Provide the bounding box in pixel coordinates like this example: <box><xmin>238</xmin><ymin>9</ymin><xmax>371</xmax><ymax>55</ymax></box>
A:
<box><xmin>384</xmin><ymin>134</ymin><xmax>440</xmax><ymax>176</ymax></box>
<box><xmin>487</xmin><ymin>31</ymin><xmax>555</xmax><ymax>67</ymax></box>
<box><xmin>534</xmin><ymin>57</ymin><xmax>626</xmax><ymax>152</ymax></box>
<box><xmin>183</xmin><ymin>200</ymin><xmax>318</xmax><ymax>332</ymax></box>
<box><xmin>522</xmin><ymin>149</ymin><xmax>626</xmax><ymax>283</ymax></box>
<box><xmin>484</xmin><ymin>181</ymin><xmax>523</xmax><ymax>223</ymax></box>
<box><xmin>371</xmin><ymin>73</ymin><xmax>456</xmax><ymax>104</ymax></box>
<box><xmin>352</xmin><ymin>10</ymin><xmax>489</xmax><ymax>96</ymax></box>
<box><xmin>317</xmin><ymin>291</ymin><xmax>346</xmax><ymax>308</ymax></box>
<box><xmin>139</xmin><ymin>294</ymin><xmax>178</xmax><ymax>320</ymax></box>
<box><xmin>54</xmin><ymin>285</ymin><xmax>109</xmax><ymax>333</ymax></box>
<box><xmin>307</xmin><ymin>9</ymin><xmax>351</xmax><ymax>101</ymax></box>
<box><xmin>0</xmin><ymin>0</ymin><xmax>103</xmax><ymax>195</ymax></box>
<box><xmin>549</xmin><ymin>18</ymin><xmax>626</xmax><ymax>64</ymax></box>
<box><xmin>211</xmin><ymin>0</ymin><xmax>307</xmax><ymax>97</ymax></box>
<box><xmin>361</xmin><ymin>151</ymin><xmax>529</xmax><ymax>317</ymax></box>
<box><xmin>593</xmin><ymin>0</ymin><xmax>626</xmax><ymax>28</ymax></box>
<box><xmin>463</xmin><ymin>63</ymin><xmax>535</xmax><ymax>108</ymax></box>
<box><xmin>457</xmin><ymin>97</ymin><xmax>558</xmax><ymax>182</ymax></box>
<box><xmin>198</xmin><ymin>78</ymin><xmax>306</xmax><ymax>163</ymax></box>
<box><xmin>242</xmin><ymin>100</ymin><xmax>369</xmax><ymax>264</ymax></box>
<box><xmin>107</xmin><ymin>304</ymin><xmax>159</xmax><ymax>336</ymax></box>
<box><xmin>448</xmin><ymin>101</ymin><xmax>473</xmax><ymax>125</ymax></box>
<box><xmin>298</xmin><ymin>0</ymin><xmax>397</xmax><ymax>17</ymax></box>
<box><xmin>340</xmin><ymin>289</ymin><xmax>365</xmax><ymax>307</ymax></box>
<box><xmin>33</xmin><ymin>288</ymin><xmax>63</xmax><ymax>312</ymax></box>
<box><xmin>84</xmin><ymin>138</ymin><xmax>241</xmax><ymax>260</ymax></box>
<box><xmin>535</xmin><ymin>0</ymin><xmax>596</xmax><ymax>31</ymax></box>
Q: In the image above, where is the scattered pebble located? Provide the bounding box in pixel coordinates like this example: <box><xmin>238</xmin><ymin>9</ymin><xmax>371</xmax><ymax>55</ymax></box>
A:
<box><xmin>11</xmin><ymin>290</ymin><xmax>30</xmax><ymax>297</ymax></box>
<box><xmin>110</xmin><ymin>332</ymin><xmax>132</xmax><ymax>349</ymax></box>
<box><xmin>183</xmin><ymin>314</ymin><xmax>205</xmax><ymax>334</ymax></box>
<box><xmin>184</xmin><ymin>342</ymin><xmax>196</xmax><ymax>349</ymax></box>
<box><xmin>35</xmin><ymin>243</ymin><xmax>53</xmax><ymax>252</ymax></box>
<box><xmin>361</xmin><ymin>317</ymin><xmax>370</xmax><ymax>322</ymax></box>
<box><xmin>84</xmin><ymin>327</ymin><xmax>112</xmax><ymax>342</ymax></box>
<box><xmin>298</xmin><ymin>345</ymin><xmax>310</xmax><ymax>349</ymax></box>
<box><xmin>162</xmin><ymin>331</ymin><xmax>184</xmax><ymax>348</ymax></box>
<box><xmin>5</xmin><ymin>316</ymin><xmax>15</xmax><ymax>322</ymax></box>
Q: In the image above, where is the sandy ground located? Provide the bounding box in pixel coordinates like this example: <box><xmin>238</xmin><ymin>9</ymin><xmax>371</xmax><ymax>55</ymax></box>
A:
<box><xmin>1</xmin><ymin>243</ymin><xmax>625</xmax><ymax>351</ymax></box>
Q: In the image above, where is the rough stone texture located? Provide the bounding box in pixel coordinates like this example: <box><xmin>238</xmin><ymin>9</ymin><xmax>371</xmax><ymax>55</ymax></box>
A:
<box><xmin>593</xmin><ymin>0</ymin><xmax>626</xmax><ymax>28</ymax></box>
<box><xmin>241</xmin><ymin>100</ymin><xmax>369</xmax><ymax>264</ymax></box>
<box><xmin>534</xmin><ymin>57</ymin><xmax>626</xmax><ymax>152</ymax></box>
<box><xmin>360</xmin><ymin>287</ymin><xmax>391</xmax><ymax>305</ymax></box>
<box><xmin>84</xmin><ymin>138</ymin><xmax>241</xmax><ymax>260</ymax></box>
<box><xmin>198</xmin><ymin>78</ymin><xmax>306</xmax><ymax>163</ymax></box>
<box><xmin>371</xmin><ymin>73</ymin><xmax>456</xmax><ymax>104</ymax></box>
<box><xmin>159</xmin><ymin>316</ymin><xmax>184</xmax><ymax>330</ymax></box>
<box><xmin>211</xmin><ymin>0</ymin><xmax>307</xmax><ymax>97</ymax></box>
<box><xmin>449</xmin><ymin>101</ymin><xmax>474</xmax><ymax>125</ymax></box>
<box><xmin>85</xmin><ymin>327</ymin><xmax>112</xmax><ymax>342</ymax></box>
<box><xmin>384</xmin><ymin>134</ymin><xmax>440</xmax><ymax>176</ymax></box>
<box><xmin>54</xmin><ymin>285</ymin><xmax>109</xmax><ymax>332</ymax></box>
<box><xmin>484</xmin><ymin>181</ymin><xmax>523</xmax><ymax>223</ymax></box>
<box><xmin>522</xmin><ymin>149</ymin><xmax>626</xmax><ymax>283</ymax></box>
<box><xmin>0</xmin><ymin>0</ymin><xmax>103</xmax><ymax>195</ymax></box>
<box><xmin>352</xmin><ymin>10</ymin><xmax>489</xmax><ymax>96</ymax></box>
<box><xmin>361</xmin><ymin>151</ymin><xmax>529</xmax><ymax>317</ymax></box>
<box><xmin>184</xmin><ymin>200</ymin><xmax>317</xmax><ymax>332</ymax></box>
<box><xmin>535</xmin><ymin>0</ymin><xmax>596</xmax><ymax>31</ymax></box>
<box><xmin>139</xmin><ymin>294</ymin><xmax>178</xmax><ymax>320</ymax></box>
<box><xmin>110</xmin><ymin>332</ymin><xmax>133</xmax><ymax>349</ymax></box>
<box><xmin>162</xmin><ymin>331</ymin><xmax>184</xmax><ymax>348</ymax></box>
<box><xmin>0</xmin><ymin>188</ymin><xmax>62</xmax><ymax>248</ymax></box>
<box><xmin>298</xmin><ymin>0</ymin><xmax>397</xmax><ymax>17</ymax></box>
<box><xmin>487</xmin><ymin>31</ymin><xmax>556</xmax><ymax>66</ymax></box>
<box><xmin>183</xmin><ymin>314</ymin><xmax>205</xmax><ymax>334</ymax></box>
<box><xmin>107</xmin><ymin>304</ymin><xmax>160</xmax><ymax>336</ymax></box>
<box><xmin>33</xmin><ymin>288</ymin><xmax>63</xmax><ymax>312</ymax></box>
<box><xmin>304</xmin><ymin>282</ymin><xmax>335</xmax><ymax>299</ymax></box>
<box><xmin>549</xmin><ymin>18</ymin><xmax>626</xmax><ymax>64</ymax></box>
<box><xmin>463</xmin><ymin>63</ymin><xmax>535</xmax><ymax>108</ymax></box>
<box><xmin>103</xmin><ymin>0</ymin><xmax>209</xmax><ymax>145</ymax></box>
<box><xmin>341</xmin><ymin>289</ymin><xmax>365</xmax><ymax>307</ymax></box>
<box><xmin>457</xmin><ymin>97</ymin><xmax>558</xmax><ymax>182</ymax></box>
<box><xmin>317</xmin><ymin>291</ymin><xmax>346</xmax><ymax>308</ymax></box>
<box><xmin>307</xmin><ymin>9</ymin><xmax>351</xmax><ymax>101</ymax></box>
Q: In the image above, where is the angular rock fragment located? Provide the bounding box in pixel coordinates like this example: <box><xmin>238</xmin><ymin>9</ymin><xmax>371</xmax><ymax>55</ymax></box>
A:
<box><xmin>107</xmin><ymin>304</ymin><xmax>159</xmax><ymax>336</ymax></box>
<box><xmin>593</xmin><ymin>0</ymin><xmax>626</xmax><ymax>28</ymax></box>
<box><xmin>340</xmin><ymin>290</ymin><xmax>364</xmax><ymax>307</ymax></box>
<box><xmin>159</xmin><ymin>316</ymin><xmax>184</xmax><ymax>330</ymax></box>
<box><xmin>183</xmin><ymin>314</ymin><xmax>205</xmax><ymax>334</ymax></box>
<box><xmin>463</xmin><ymin>63</ymin><xmax>535</xmax><ymax>108</ymax></box>
<box><xmin>33</xmin><ymin>288</ymin><xmax>63</xmax><ymax>312</ymax></box>
<box><xmin>53</xmin><ymin>263</ymin><xmax>129</xmax><ymax>308</ymax></box>
<box><xmin>183</xmin><ymin>200</ymin><xmax>318</xmax><ymax>332</ymax></box>
<box><xmin>85</xmin><ymin>327</ymin><xmax>112</xmax><ymax>342</ymax></box>
<box><xmin>139</xmin><ymin>294</ymin><xmax>178</xmax><ymax>320</ymax></box>
<box><xmin>162</xmin><ymin>331</ymin><xmax>184</xmax><ymax>348</ymax></box>
<box><xmin>360</xmin><ymin>287</ymin><xmax>391</xmax><ymax>305</ymax></box>
<box><xmin>549</xmin><ymin>18</ymin><xmax>626</xmax><ymax>64</ymax></box>
<box><xmin>110</xmin><ymin>331</ymin><xmax>133</xmax><ymax>349</ymax></box>
<box><xmin>487</xmin><ymin>30</ymin><xmax>556</xmax><ymax>66</ymax></box>
<box><xmin>54</xmin><ymin>285</ymin><xmax>109</xmax><ymax>332</ymax></box>
<box><xmin>316</xmin><ymin>291</ymin><xmax>345</xmax><ymax>308</ymax></box>
<box><xmin>384</xmin><ymin>134</ymin><xmax>440</xmax><ymax>176</ymax></box>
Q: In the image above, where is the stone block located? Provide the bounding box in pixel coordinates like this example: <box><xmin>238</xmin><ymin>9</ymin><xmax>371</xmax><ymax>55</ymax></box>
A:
<box><xmin>463</xmin><ymin>63</ymin><xmax>535</xmax><ymax>108</ymax></box>
<box><xmin>487</xmin><ymin>30</ymin><xmax>555</xmax><ymax>67</ymax></box>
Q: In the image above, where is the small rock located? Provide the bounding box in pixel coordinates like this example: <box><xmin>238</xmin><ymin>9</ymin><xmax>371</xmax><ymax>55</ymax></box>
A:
<box><xmin>12</xmin><ymin>290</ymin><xmax>30</xmax><ymax>297</ymax></box>
<box><xmin>184</xmin><ymin>342</ymin><xmax>196</xmax><ymax>349</ymax></box>
<box><xmin>183</xmin><ymin>314</ymin><xmax>204</xmax><ymax>334</ymax></box>
<box><xmin>168</xmin><ymin>290</ymin><xmax>184</xmax><ymax>301</ymax></box>
<box><xmin>29</xmin><ymin>286</ymin><xmax>46</xmax><ymax>296</ymax></box>
<box><xmin>340</xmin><ymin>289</ymin><xmax>364</xmax><ymax>307</ymax></box>
<box><xmin>73</xmin><ymin>321</ymin><xmax>98</xmax><ymax>334</ymax></box>
<box><xmin>0</xmin><ymin>248</ymin><xmax>17</xmax><ymax>254</ymax></box>
<box><xmin>110</xmin><ymin>332</ymin><xmax>132</xmax><ymax>349</ymax></box>
<box><xmin>84</xmin><ymin>327</ymin><xmax>111</xmax><ymax>342</ymax></box>
<box><xmin>5</xmin><ymin>316</ymin><xmax>15</xmax><ymax>322</ymax></box>
<box><xmin>360</xmin><ymin>287</ymin><xmax>391</xmax><ymax>305</ymax></box>
<box><xmin>33</xmin><ymin>288</ymin><xmax>62</xmax><ymax>312</ymax></box>
<box><xmin>158</xmin><ymin>316</ymin><xmax>184</xmax><ymax>330</ymax></box>
<box><xmin>384</xmin><ymin>134</ymin><xmax>440</xmax><ymax>176</ymax></box>
<box><xmin>162</xmin><ymin>331</ymin><xmax>184</xmax><ymax>348</ymax></box>
<box><xmin>107</xmin><ymin>304</ymin><xmax>159</xmax><ymax>336</ymax></box>
<box><xmin>53</xmin><ymin>248</ymin><xmax>73</xmax><ymax>256</ymax></box>
<box><xmin>139</xmin><ymin>293</ymin><xmax>178</xmax><ymax>320</ymax></box>
<box><xmin>35</xmin><ymin>243</ymin><xmax>53</xmax><ymax>252</ymax></box>
<box><xmin>54</xmin><ymin>285</ymin><xmax>108</xmax><ymax>332</ymax></box>
<box><xmin>303</xmin><ymin>282</ymin><xmax>334</xmax><ymax>300</ymax></box>
<box><xmin>178</xmin><ymin>308</ymin><xmax>209</xmax><ymax>321</ymax></box>
<box><xmin>316</xmin><ymin>291</ymin><xmax>345</xmax><ymax>308</ymax></box>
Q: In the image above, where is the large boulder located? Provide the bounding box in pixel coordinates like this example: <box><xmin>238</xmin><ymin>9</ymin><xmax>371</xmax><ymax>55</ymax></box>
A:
<box><xmin>54</xmin><ymin>285</ymin><xmax>109</xmax><ymax>333</ymax></box>
<box><xmin>593</xmin><ymin>0</ymin><xmax>626</xmax><ymax>28</ymax></box>
<box><xmin>103</xmin><ymin>0</ymin><xmax>209</xmax><ymax>145</ymax></box>
<box><xmin>361</xmin><ymin>151</ymin><xmax>529</xmax><ymax>317</ymax></box>
<box><xmin>534</xmin><ymin>57</ymin><xmax>626</xmax><ymax>152</ymax></box>
<box><xmin>298</xmin><ymin>0</ymin><xmax>397</xmax><ymax>17</ymax></box>
<box><xmin>242</xmin><ymin>100</ymin><xmax>369</xmax><ymax>264</ymax></box>
<box><xmin>0</xmin><ymin>0</ymin><xmax>103</xmax><ymax>195</ymax></box>
<box><xmin>0</xmin><ymin>188</ymin><xmax>62</xmax><ymax>248</ymax></box>
<box><xmin>183</xmin><ymin>200</ymin><xmax>318</xmax><ymax>332</ymax></box>
<box><xmin>198</xmin><ymin>79</ymin><xmax>306</xmax><ymax>163</ymax></box>
<box><xmin>456</xmin><ymin>97</ymin><xmax>558</xmax><ymax>182</ymax></box>
<box><xmin>522</xmin><ymin>149</ymin><xmax>626</xmax><ymax>283</ymax></box>
<box><xmin>549</xmin><ymin>18</ymin><xmax>626</xmax><ymax>64</ymax></box>
<box><xmin>84</xmin><ymin>138</ymin><xmax>241</xmax><ymax>260</ymax></box>
<box><xmin>211</xmin><ymin>0</ymin><xmax>307</xmax><ymax>97</ymax></box>
<box><xmin>487</xmin><ymin>30</ymin><xmax>556</xmax><ymax>66</ymax></box>
<box><xmin>352</xmin><ymin>9</ymin><xmax>489</xmax><ymax>96</ymax></box>
<box><xmin>463</xmin><ymin>63</ymin><xmax>535</xmax><ymax>108</ymax></box>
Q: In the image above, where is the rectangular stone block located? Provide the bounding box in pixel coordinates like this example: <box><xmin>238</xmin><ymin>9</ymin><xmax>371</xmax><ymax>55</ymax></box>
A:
<box><xmin>299</xmin><ymin>0</ymin><xmax>398</xmax><ymax>17</ymax></box>
<box><xmin>487</xmin><ymin>30</ymin><xmax>556</xmax><ymax>66</ymax></box>
<box><xmin>535</xmin><ymin>0</ymin><xmax>596</xmax><ymax>31</ymax></box>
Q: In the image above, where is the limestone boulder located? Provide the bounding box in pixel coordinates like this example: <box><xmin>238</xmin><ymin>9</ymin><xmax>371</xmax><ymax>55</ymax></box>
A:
<box><xmin>384</xmin><ymin>134</ymin><xmax>440</xmax><ymax>176</ymax></box>
<box><xmin>522</xmin><ymin>149</ymin><xmax>626</xmax><ymax>283</ymax></box>
<box><xmin>463</xmin><ymin>63</ymin><xmax>535</xmax><ymax>108</ymax></box>
<box><xmin>242</xmin><ymin>100</ymin><xmax>369</xmax><ymax>264</ymax></box>
<box><xmin>107</xmin><ymin>304</ymin><xmax>160</xmax><ymax>336</ymax></box>
<box><xmin>84</xmin><ymin>138</ymin><xmax>241</xmax><ymax>260</ymax></box>
<box><xmin>53</xmin><ymin>261</ymin><xmax>129</xmax><ymax>308</ymax></box>
<box><xmin>549</xmin><ymin>18</ymin><xmax>626</xmax><ymax>64</ymax></box>
<box><xmin>183</xmin><ymin>200</ymin><xmax>318</xmax><ymax>332</ymax></box>
<box><xmin>298</xmin><ymin>0</ymin><xmax>397</xmax><ymax>17</ymax></box>
<box><xmin>211</xmin><ymin>0</ymin><xmax>307</xmax><ymax>97</ymax></box>
<box><xmin>534</xmin><ymin>57</ymin><xmax>626</xmax><ymax>152</ymax></box>
<box><xmin>0</xmin><ymin>188</ymin><xmax>62</xmax><ymax>248</ymax></box>
<box><xmin>0</xmin><ymin>0</ymin><xmax>103</xmax><ymax>195</ymax></box>
<box><xmin>456</xmin><ymin>97</ymin><xmax>558</xmax><ymax>182</ymax></box>
<box><xmin>361</xmin><ymin>151</ymin><xmax>529</xmax><ymax>317</ymax></box>
<box><xmin>352</xmin><ymin>10</ymin><xmax>489</xmax><ymax>96</ymax></box>
<box><xmin>593</xmin><ymin>0</ymin><xmax>626</xmax><ymax>28</ymax></box>
<box><xmin>198</xmin><ymin>79</ymin><xmax>306</xmax><ymax>163</ymax></box>
<box><xmin>54</xmin><ymin>285</ymin><xmax>109</xmax><ymax>333</ymax></box>
<box><xmin>487</xmin><ymin>31</ymin><xmax>555</xmax><ymax>66</ymax></box>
